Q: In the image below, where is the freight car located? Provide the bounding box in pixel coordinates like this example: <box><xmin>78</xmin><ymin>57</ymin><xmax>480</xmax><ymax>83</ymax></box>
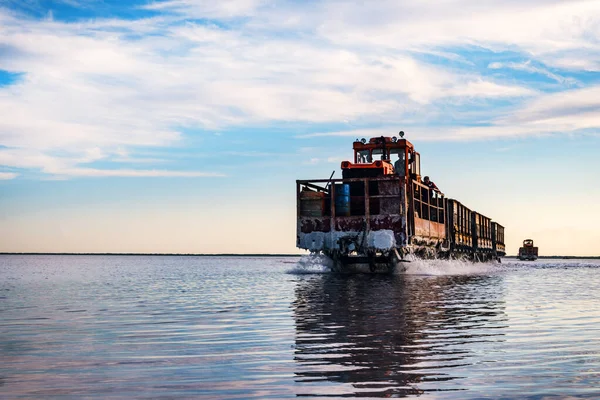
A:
<box><xmin>296</xmin><ymin>134</ymin><xmax>506</xmax><ymax>273</ymax></box>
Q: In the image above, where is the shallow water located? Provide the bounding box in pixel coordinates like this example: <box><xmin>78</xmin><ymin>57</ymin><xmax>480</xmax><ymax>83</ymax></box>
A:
<box><xmin>2</xmin><ymin>255</ymin><xmax>600</xmax><ymax>398</ymax></box>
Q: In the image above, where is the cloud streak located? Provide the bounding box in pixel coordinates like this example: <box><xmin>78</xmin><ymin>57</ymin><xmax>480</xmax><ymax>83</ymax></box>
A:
<box><xmin>0</xmin><ymin>171</ymin><xmax>18</xmax><ymax>179</ymax></box>
<box><xmin>488</xmin><ymin>61</ymin><xmax>578</xmax><ymax>85</ymax></box>
<box><xmin>51</xmin><ymin>168</ymin><xmax>226</xmax><ymax>178</ymax></box>
<box><xmin>298</xmin><ymin>81</ymin><xmax>600</xmax><ymax>141</ymax></box>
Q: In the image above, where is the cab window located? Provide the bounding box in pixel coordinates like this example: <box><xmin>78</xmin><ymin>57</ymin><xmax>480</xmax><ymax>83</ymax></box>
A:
<box><xmin>390</xmin><ymin>148</ymin><xmax>404</xmax><ymax>160</ymax></box>
<box><xmin>356</xmin><ymin>150</ymin><xmax>371</xmax><ymax>163</ymax></box>
<box><xmin>372</xmin><ymin>148</ymin><xmax>387</xmax><ymax>161</ymax></box>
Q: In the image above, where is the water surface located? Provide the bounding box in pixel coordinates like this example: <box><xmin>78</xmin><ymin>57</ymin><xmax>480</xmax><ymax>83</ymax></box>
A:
<box><xmin>2</xmin><ymin>255</ymin><xmax>600</xmax><ymax>398</ymax></box>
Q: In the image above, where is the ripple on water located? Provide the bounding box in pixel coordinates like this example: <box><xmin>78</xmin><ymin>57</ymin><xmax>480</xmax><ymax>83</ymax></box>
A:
<box><xmin>2</xmin><ymin>255</ymin><xmax>600</xmax><ymax>398</ymax></box>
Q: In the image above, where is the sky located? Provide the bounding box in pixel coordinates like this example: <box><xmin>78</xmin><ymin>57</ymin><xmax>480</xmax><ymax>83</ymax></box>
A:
<box><xmin>0</xmin><ymin>0</ymin><xmax>599</xmax><ymax>256</ymax></box>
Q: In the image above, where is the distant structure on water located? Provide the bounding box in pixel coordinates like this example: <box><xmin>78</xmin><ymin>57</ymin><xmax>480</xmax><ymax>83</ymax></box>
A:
<box><xmin>518</xmin><ymin>239</ymin><xmax>538</xmax><ymax>261</ymax></box>
<box><xmin>296</xmin><ymin>132</ymin><xmax>506</xmax><ymax>274</ymax></box>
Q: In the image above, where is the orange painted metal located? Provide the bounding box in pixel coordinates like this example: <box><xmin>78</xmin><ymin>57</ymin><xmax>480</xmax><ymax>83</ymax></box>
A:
<box><xmin>414</xmin><ymin>217</ymin><xmax>446</xmax><ymax>239</ymax></box>
<box><xmin>341</xmin><ymin>160</ymin><xmax>395</xmax><ymax>175</ymax></box>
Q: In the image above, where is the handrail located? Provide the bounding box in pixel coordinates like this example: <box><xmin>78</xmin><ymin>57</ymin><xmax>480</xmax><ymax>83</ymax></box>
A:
<box><xmin>301</xmin><ymin>182</ymin><xmax>329</xmax><ymax>193</ymax></box>
<box><xmin>411</xmin><ymin>179</ymin><xmax>445</xmax><ymax>224</ymax></box>
<box><xmin>412</xmin><ymin>179</ymin><xmax>444</xmax><ymax>197</ymax></box>
<box><xmin>298</xmin><ymin>176</ymin><xmax>405</xmax><ymax>219</ymax></box>
<box><xmin>298</xmin><ymin>176</ymin><xmax>445</xmax><ymax>223</ymax></box>
<box><xmin>297</xmin><ymin>176</ymin><xmax>403</xmax><ymax>184</ymax></box>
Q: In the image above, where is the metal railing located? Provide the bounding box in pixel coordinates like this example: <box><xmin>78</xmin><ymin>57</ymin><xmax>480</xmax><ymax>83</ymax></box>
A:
<box><xmin>411</xmin><ymin>180</ymin><xmax>445</xmax><ymax>224</ymax></box>
<box><xmin>297</xmin><ymin>176</ymin><xmax>404</xmax><ymax>217</ymax></box>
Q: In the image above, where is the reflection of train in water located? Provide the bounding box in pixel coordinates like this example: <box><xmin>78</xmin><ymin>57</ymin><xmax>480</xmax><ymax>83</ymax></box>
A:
<box><xmin>292</xmin><ymin>274</ymin><xmax>507</xmax><ymax>397</ymax></box>
<box><xmin>297</xmin><ymin>134</ymin><xmax>506</xmax><ymax>273</ymax></box>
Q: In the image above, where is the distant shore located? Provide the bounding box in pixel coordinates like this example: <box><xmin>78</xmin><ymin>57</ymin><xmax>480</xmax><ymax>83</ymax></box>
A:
<box><xmin>1</xmin><ymin>253</ymin><xmax>599</xmax><ymax>259</ymax></box>
<box><xmin>503</xmin><ymin>255</ymin><xmax>600</xmax><ymax>259</ymax></box>
<box><xmin>0</xmin><ymin>253</ymin><xmax>303</xmax><ymax>257</ymax></box>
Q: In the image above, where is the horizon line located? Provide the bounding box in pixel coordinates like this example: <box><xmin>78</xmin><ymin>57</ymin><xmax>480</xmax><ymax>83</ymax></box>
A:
<box><xmin>0</xmin><ymin>252</ymin><xmax>304</xmax><ymax>257</ymax></box>
<box><xmin>0</xmin><ymin>253</ymin><xmax>599</xmax><ymax>259</ymax></box>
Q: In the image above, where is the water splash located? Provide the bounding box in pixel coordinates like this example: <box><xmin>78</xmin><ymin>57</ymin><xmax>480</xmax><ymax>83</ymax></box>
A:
<box><xmin>288</xmin><ymin>253</ymin><xmax>509</xmax><ymax>276</ymax></box>
<box><xmin>288</xmin><ymin>255</ymin><xmax>600</xmax><ymax>276</ymax></box>
<box><xmin>287</xmin><ymin>253</ymin><xmax>333</xmax><ymax>274</ymax></box>
<box><xmin>402</xmin><ymin>257</ymin><xmax>504</xmax><ymax>276</ymax></box>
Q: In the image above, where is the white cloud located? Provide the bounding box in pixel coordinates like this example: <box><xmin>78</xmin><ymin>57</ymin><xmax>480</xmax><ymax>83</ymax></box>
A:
<box><xmin>312</xmin><ymin>1</ymin><xmax>600</xmax><ymax>64</ymax></box>
<box><xmin>0</xmin><ymin>171</ymin><xmax>18</xmax><ymax>180</ymax></box>
<box><xmin>299</xmin><ymin>81</ymin><xmax>600</xmax><ymax>141</ymax></box>
<box><xmin>297</xmin><ymin>125</ymin><xmax>540</xmax><ymax>141</ymax></box>
<box><xmin>488</xmin><ymin>61</ymin><xmax>577</xmax><ymax>85</ymax></box>
<box><xmin>50</xmin><ymin>168</ymin><xmax>226</xmax><ymax>178</ymax></box>
<box><xmin>141</xmin><ymin>0</ymin><xmax>267</xmax><ymax>18</ymax></box>
<box><xmin>0</xmin><ymin>147</ymin><xmax>221</xmax><ymax>178</ymax></box>
<box><xmin>444</xmin><ymin>79</ymin><xmax>535</xmax><ymax>99</ymax></box>
<box><xmin>1</xmin><ymin>0</ymin><xmax>600</xmax><ymax>178</ymax></box>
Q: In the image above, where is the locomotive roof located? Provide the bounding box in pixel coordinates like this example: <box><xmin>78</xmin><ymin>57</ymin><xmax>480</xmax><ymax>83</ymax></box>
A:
<box><xmin>352</xmin><ymin>137</ymin><xmax>414</xmax><ymax>151</ymax></box>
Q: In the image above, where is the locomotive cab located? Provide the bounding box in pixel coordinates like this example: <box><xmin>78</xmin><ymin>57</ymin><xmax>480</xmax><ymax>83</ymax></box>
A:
<box><xmin>342</xmin><ymin>135</ymin><xmax>421</xmax><ymax>181</ymax></box>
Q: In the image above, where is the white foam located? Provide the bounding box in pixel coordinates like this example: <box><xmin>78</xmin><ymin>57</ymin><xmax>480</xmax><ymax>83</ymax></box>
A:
<box><xmin>287</xmin><ymin>253</ymin><xmax>333</xmax><ymax>274</ymax></box>
<box><xmin>367</xmin><ymin>230</ymin><xmax>396</xmax><ymax>250</ymax></box>
<box><xmin>297</xmin><ymin>231</ymin><xmax>357</xmax><ymax>251</ymax></box>
<box><xmin>298</xmin><ymin>230</ymin><xmax>397</xmax><ymax>252</ymax></box>
<box><xmin>297</xmin><ymin>232</ymin><xmax>326</xmax><ymax>251</ymax></box>
<box><xmin>402</xmin><ymin>257</ymin><xmax>504</xmax><ymax>276</ymax></box>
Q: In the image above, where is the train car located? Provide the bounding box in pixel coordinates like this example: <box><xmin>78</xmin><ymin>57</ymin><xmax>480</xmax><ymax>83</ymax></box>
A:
<box><xmin>444</xmin><ymin>201</ymin><xmax>504</xmax><ymax>262</ymax></box>
<box><xmin>471</xmin><ymin>212</ymin><xmax>495</xmax><ymax>261</ymax></box>
<box><xmin>445</xmin><ymin>199</ymin><xmax>473</xmax><ymax>256</ymax></box>
<box><xmin>492</xmin><ymin>222</ymin><xmax>506</xmax><ymax>258</ymax></box>
<box><xmin>296</xmin><ymin>134</ymin><xmax>505</xmax><ymax>273</ymax></box>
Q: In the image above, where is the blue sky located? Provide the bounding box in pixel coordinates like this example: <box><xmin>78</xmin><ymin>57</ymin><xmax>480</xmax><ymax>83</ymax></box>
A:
<box><xmin>1</xmin><ymin>0</ymin><xmax>599</xmax><ymax>255</ymax></box>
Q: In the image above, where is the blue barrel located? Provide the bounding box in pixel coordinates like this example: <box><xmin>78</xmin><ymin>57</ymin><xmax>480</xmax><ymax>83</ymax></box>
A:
<box><xmin>334</xmin><ymin>184</ymin><xmax>350</xmax><ymax>216</ymax></box>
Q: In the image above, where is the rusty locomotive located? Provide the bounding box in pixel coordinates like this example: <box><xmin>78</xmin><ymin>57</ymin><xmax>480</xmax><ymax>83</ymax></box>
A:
<box><xmin>296</xmin><ymin>134</ymin><xmax>506</xmax><ymax>273</ymax></box>
<box><xmin>518</xmin><ymin>239</ymin><xmax>538</xmax><ymax>261</ymax></box>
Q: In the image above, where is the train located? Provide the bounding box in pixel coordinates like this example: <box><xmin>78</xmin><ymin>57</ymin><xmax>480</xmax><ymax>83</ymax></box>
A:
<box><xmin>296</xmin><ymin>134</ymin><xmax>506</xmax><ymax>273</ymax></box>
<box><xmin>518</xmin><ymin>239</ymin><xmax>538</xmax><ymax>261</ymax></box>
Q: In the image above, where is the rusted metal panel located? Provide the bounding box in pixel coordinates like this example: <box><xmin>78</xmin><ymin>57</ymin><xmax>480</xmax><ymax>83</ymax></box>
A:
<box><xmin>330</xmin><ymin>182</ymin><xmax>336</xmax><ymax>234</ymax></box>
<box><xmin>370</xmin><ymin>215</ymin><xmax>403</xmax><ymax>231</ymax></box>
<box><xmin>298</xmin><ymin>176</ymin><xmax>402</xmax><ymax>185</ymax></box>
<box><xmin>492</xmin><ymin>222</ymin><xmax>506</xmax><ymax>255</ymax></box>
<box><xmin>377</xmin><ymin>198</ymin><xmax>401</xmax><ymax>215</ymax></box>
<box><xmin>296</xmin><ymin>181</ymin><xmax>300</xmax><ymax>219</ymax></box>
<box><xmin>378</xmin><ymin>180</ymin><xmax>400</xmax><ymax>195</ymax></box>
<box><xmin>298</xmin><ymin>191</ymin><xmax>325</xmax><ymax>217</ymax></box>
<box><xmin>334</xmin><ymin>217</ymin><xmax>366</xmax><ymax>232</ymax></box>
<box><xmin>297</xmin><ymin>175</ymin><xmax>411</xmax><ymax>250</ymax></box>
<box><xmin>378</xmin><ymin>180</ymin><xmax>401</xmax><ymax>216</ymax></box>
<box><xmin>472</xmin><ymin>213</ymin><xmax>493</xmax><ymax>250</ymax></box>
<box><xmin>414</xmin><ymin>218</ymin><xmax>445</xmax><ymax>239</ymax></box>
<box><xmin>414</xmin><ymin>217</ymin><xmax>429</xmax><ymax>237</ymax></box>
<box><xmin>364</xmin><ymin>178</ymin><xmax>370</xmax><ymax>232</ymax></box>
<box><xmin>456</xmin><ymin>233</ymin><xmax>472</xmax><ymax>247</ymax></box>
<box><xmin>431</xmin><ymin>221</ymin><xmax>446</xmax><ymax>239</ymax></box>
<box><xmin>300</xmin><ymin>217</ymin><xmax>331</xmax><ymax>233</ymax></box>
